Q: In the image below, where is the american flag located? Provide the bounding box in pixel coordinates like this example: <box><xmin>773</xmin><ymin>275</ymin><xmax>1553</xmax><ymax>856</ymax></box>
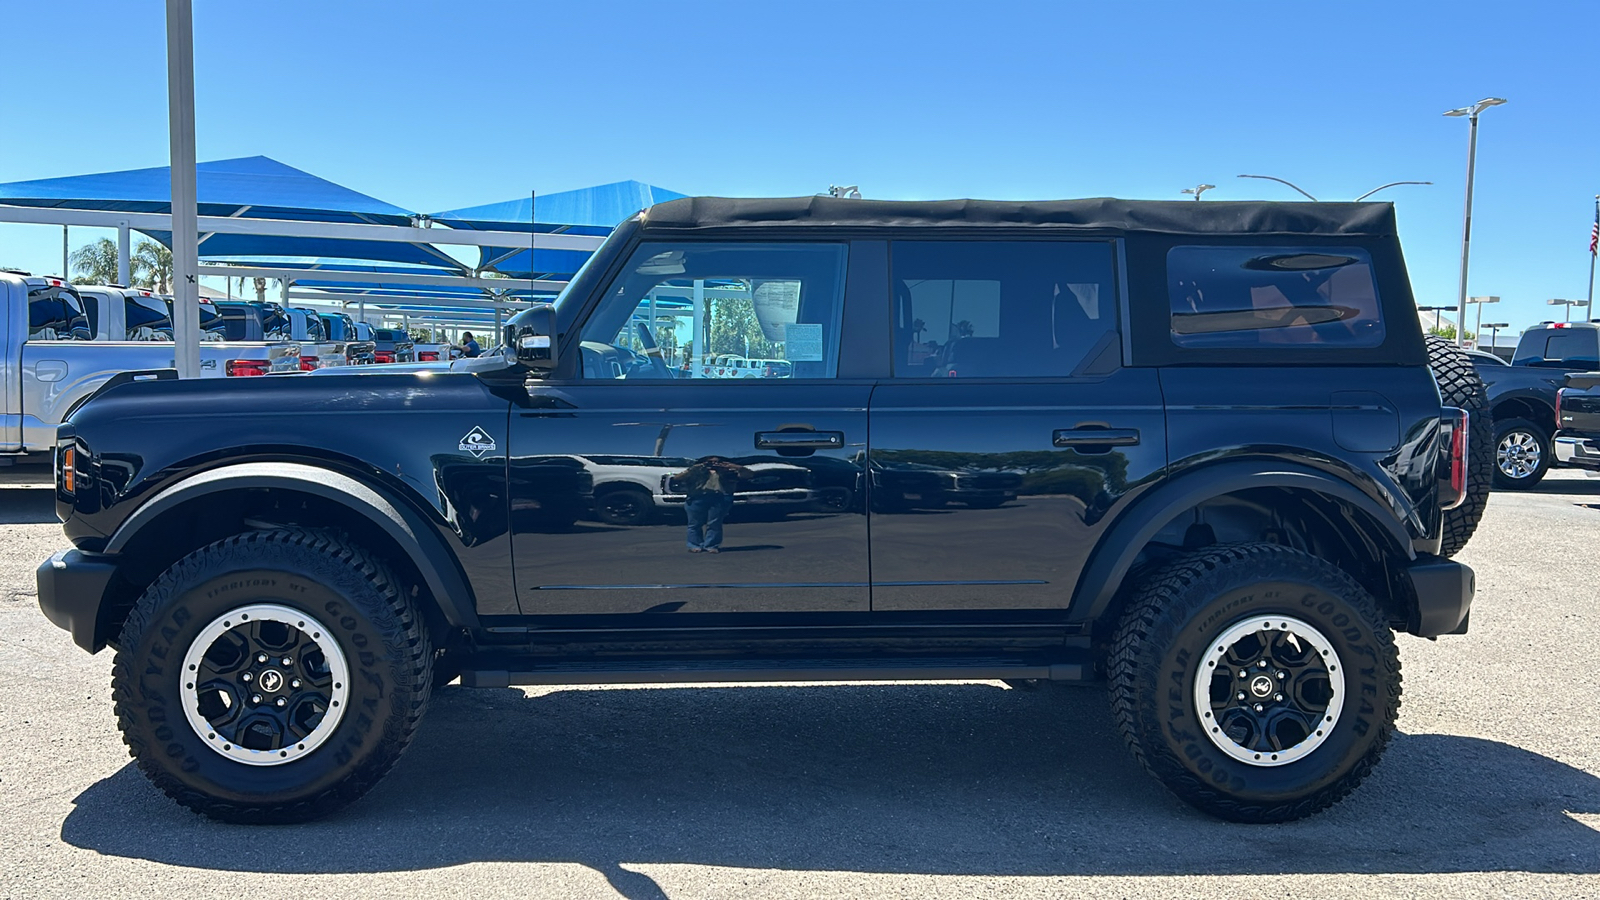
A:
<box><xmin>1592</xmin><ymin>212</ymin><xmax>1599</xmax><ymax>256</ymax></box>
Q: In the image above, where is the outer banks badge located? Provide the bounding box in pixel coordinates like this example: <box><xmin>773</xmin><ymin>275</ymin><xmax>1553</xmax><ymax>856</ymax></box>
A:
<box><xmin>458</xmin><ymin>426</ymin><xmax>497</xmax><ymax>458</ymax></box>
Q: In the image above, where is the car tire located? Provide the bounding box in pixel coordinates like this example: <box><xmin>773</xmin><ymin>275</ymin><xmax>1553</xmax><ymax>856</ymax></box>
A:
<box><xmin>594</xmin><ymin>486</ymin><xmax>656</xmax><ymax>526</ymax></box>
<box><xmin>1108</xmin><ymin>542</ymin><xmax>1401</xmax><ymax>823</ymax></box>
<box><xmin>111</xmin><ymin>528</ymin><xmax>432</xmax><ymax>824</ymax></box>
<box><xmin>1426</xmin><ymin>335</ymin><xmax>1492</xmax><ymax>556</ymax></box>
<box><xmin>1491</xmin><ymin>417</ymin><xmax>1552</xmax><ymax>490</ymax></box>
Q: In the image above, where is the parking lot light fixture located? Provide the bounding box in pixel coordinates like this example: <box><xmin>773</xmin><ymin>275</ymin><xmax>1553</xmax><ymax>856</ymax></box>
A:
<box><xmin>1483</xmin><ymin>322</ymin><xmax>1509</xmax><ymax>351</ymax></box>
<box><xmin>1237</xmin><ymin>174</ymin><xmax>1318</xmax><ymax>202</ymax></box>
<box><xmin>1181</xmin><ymin>184</ymin><xmax>1216</xmax><ymax>201</ymax></box>
<box><xmin>1354</xmin><ymin>181</ymin><xmax>1433</xmax><ymax>202</ymax></box>
<box><xmin>1468</xmin><ymin>295</ymin><xmax>1500</xmax><ymax>344</ymax></box>
<box><xmin>1446</xmin><ymin>97</ymin><xmax>1508</xmax><ymax>347</ymax></box>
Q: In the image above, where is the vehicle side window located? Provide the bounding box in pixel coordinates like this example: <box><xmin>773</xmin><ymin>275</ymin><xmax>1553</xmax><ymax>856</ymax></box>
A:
<box><xmin>1167</xmin><ymin>246</ymin><xmax>1384</xmax><ymax>349</ymax></box>
<box><xmin>579</xmin><ymin>242</ymin><xmax>848</xmax><ymax>380</ymax></box>
<box><xmin>1542</xmin><ymin>331</ymin><xmax>1598</xmax><ymax>366</ymax></box>
<box><xmin>125</xmin><ymin>294</ymin><xmax>173</xmax><ymax>340</ymax></box>
<box><xmin>27</xmin><ymin>285</ymin><xmax>92</xmax><ymax>341</ymax></box>
<box><xmin>890</xmin><ymin>240</ymin><xmax>1116</xmax><ymax>378</ymax></box>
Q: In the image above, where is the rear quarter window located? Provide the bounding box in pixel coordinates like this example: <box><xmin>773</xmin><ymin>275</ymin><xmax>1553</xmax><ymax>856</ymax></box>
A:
<box><xmin>1168</xmin><ymin>246</ymin><xmax>1385</xmax><ymax>349</ymax></box>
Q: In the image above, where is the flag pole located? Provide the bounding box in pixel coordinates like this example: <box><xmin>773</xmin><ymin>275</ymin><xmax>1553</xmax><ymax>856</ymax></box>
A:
<box><xmin>1589</xmin><ymin>194</ymin><xmax>1598</xmax><ymax>308</ymax></box>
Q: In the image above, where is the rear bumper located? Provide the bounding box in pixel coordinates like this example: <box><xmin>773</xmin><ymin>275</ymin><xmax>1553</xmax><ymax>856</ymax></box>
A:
<box><xmin>1554</xmin><ymin>435</ymin><xmax>1600</xmax><ymax>471</ymax></box>
<box><xmin>36</xmin><ymin>548</ymin><xmax>119</xmax><ymax>653</ymax></box>
<box><xmin>1404</xmin><ymin>554</ymin><xmax>1475</xmax><ymax>638</ymax></box>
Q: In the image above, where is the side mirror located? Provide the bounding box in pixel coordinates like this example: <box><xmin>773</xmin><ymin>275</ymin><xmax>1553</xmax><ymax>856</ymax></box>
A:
<box><xmin>505</xmin><ymin>304</ymin><xmax>558</xmax><ymax>370</ymax></box>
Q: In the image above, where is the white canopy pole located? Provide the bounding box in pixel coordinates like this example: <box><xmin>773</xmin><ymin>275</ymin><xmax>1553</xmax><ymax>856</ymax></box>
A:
<box><xmin>165</xmin><ymin>0</ymin><xmax>201</xmax><ymax>378</ymax></box>
<box><xmin>117</xmin><ymin>223</ymin><xmax>131</xmax><ymax>286</ymax></box>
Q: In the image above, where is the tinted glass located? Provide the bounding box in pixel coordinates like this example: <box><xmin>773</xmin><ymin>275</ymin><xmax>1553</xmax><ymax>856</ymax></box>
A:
<box><xmin>1168</xmin><ymin>246</ymin><xmax>1384</xmax><ymax>349</ymax></box>
<box><xmin>27</xmin><ymin>285</ymin><xmax>91</xmax><ymax>341</ymax></box>
<box><xmin>580</xmin><ymin>242</ymin><xmax>848</xmax><ymax>380</ymax></box>
<box><xmin>1543</xmin><ymin>330</ymin><xmax>1597</xmax><ymax>365</ymax></box>
<box><xmin>125</xmin><ymin>293</ymin><xmax>172</xmax><ymax>339</ymax></box>
<box><xmin>891</xmin><ymin>240</ymin><xmax>1116</xmax><ymax>378</ymax></box>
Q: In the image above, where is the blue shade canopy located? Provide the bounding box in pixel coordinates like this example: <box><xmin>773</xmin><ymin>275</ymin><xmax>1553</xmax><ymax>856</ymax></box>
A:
<box><xmin>0</xmin><ymin>156</ymin><xmax>465</xmax><ymax>270</ymax></box>
<box><xmin>432</xmin><ymin>180</ymin><xmax>684</xmax><ymax>277</ymax></box>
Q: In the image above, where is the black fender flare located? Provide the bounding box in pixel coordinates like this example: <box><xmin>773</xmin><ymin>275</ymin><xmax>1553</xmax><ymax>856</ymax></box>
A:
<box><xmin>1067</xmin><ymin>460</ymin><xmax>1417</xmax><ymax>625</ymax></box>
<box><xmin>104</xmin><ymin>461</ymin><xmax>478</xmax><ymax>629</ymax></box>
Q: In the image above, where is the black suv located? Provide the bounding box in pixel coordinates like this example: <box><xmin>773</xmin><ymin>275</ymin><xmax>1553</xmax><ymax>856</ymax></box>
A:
<box><xmin>37</xmin><ymin>197</ymin><xmax>1483</xmax><ymax>825</ymax></box>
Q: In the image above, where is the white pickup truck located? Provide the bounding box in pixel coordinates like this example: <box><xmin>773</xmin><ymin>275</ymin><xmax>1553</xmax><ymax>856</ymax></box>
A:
<box><xmin>2</xmin><ymin>273</ymin><xmax>302</xmax><ymax>457</ymax></box>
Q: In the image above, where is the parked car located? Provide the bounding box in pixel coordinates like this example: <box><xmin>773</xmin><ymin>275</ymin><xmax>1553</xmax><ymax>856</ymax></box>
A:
<box><xmin>317</xmin><ymin>312</ymin><xmax>376</xmax><ymax>365</ymax></box>
<box><xmin>38</xmin><ymin>196</ymin><xmax>1481</xmax><ymax>825</ymax></box>
<box><xmin>1464</xmin><ymin>322</ymin><xmax>1600</xmax><ymax>490</ymax></box>
<box><xmin>1554</xmin><ymin>371</ymin><xmax>1600</xmax><ymax>472</ymax></box>
<box><xmin>0</xmin><ymin>273</ymin><xmax>301</xmax><ymax>456</ymax></box>
<box><xmin>368</xmin><ymin>328</ymin><xmax>415</xmax><ymax>364</ymax></box>
<box><xmin>570</xmin><ymin>454</ymin><xmax>813</xmax><ymax>525</ymax></box>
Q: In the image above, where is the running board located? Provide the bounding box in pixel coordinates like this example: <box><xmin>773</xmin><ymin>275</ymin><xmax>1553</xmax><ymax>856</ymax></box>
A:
<box><xmin>459</xmin><ymin>656</ymin><xmax>1090</xmax><ymax>688</ymax></box>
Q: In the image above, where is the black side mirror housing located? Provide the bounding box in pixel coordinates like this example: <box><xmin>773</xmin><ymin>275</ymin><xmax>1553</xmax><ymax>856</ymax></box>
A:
<box><xmin>504</xmin><ymin>304</ymin><xmax>558</xmax><ymax>371</ymax></box>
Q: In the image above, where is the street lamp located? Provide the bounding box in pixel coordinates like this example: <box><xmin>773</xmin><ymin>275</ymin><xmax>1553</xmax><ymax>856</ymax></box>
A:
<box><xmin>1354</xmin><ymin>181</ymin><xmax>1433</xmax><ymax>201</ymax></box>
<box><xmin>1418</xmin><ymin>304</ymin><xmax>1454</xmax><ymax>333</ymax></box>
<box><xmin>1444</xmin><ymin>97</ymin><xmax>1508</xmax><ymax>347</ymax></box>
<box><xmin>1182</xmin><ymin>184</ymin><xmax>1216</xmax><ymax>201</ymax></box>
<box><xmin>1467</xmin><ymin>295</ymin><xmax>1499</xmax><ymax>345</ymax></box>
<box><xmin>1237</xmin><ymin>174</ymin><xmax>1317</xmax><ymax>201</ymax></box>
<box><xmin>1548</xmin><ymin>298</ymin><xmax>1590</xmax><ymax>323</ymax></box>
<box><xmin>1482</xmin><ymin>322</ymin><xmax>1509</xmax><ymax>353</ymax></box>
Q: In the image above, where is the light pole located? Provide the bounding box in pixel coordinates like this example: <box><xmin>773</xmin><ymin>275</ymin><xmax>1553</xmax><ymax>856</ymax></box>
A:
<box><xmin>1482</xmin><ymin>322</ymin><xmax>1509</xmax><ymax>354</ymax></box>
<box><xmin>1181</xmin><ymin>184</ymin><xmax>1216</xmax><ymax>201</ymax></box>
<box><xmin>1444</xmin><ymin>97</ymin><xmax>1508</xmax><ymax>347</ymax></box>
<box><xmin>1548</xmin><ymin>298</ymin><xmax>1589</xmax><ymax>323</ymax></box>
<box><xmin>1237</xmin><ymin>174</ymin><xmax>1317</xmax><ymax>201</ymax></box>
<box><xmin>1354</xmin><ymin>181</ymin><xmax>1433</xmax><ymax>201</ymax></box>
<box><xmin>1418</xmin><ymin>305</ymin><xmax>1454</xmax><ymax>333</ymax></box>
<box><xmin>1467</xmin><ymin>295</ymin><xmax>1499</xmax><ymax>345</ymax></box>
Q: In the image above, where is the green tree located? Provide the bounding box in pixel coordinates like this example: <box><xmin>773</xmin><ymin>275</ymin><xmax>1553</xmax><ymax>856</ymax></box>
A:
<box><xmin>132</xmin><ymin>240</ymin><xmax>172</xmax><ymax>292</ymax></box>
<box><xmin>1427</xmin><ymin>324</ymin><xmax>1474</xmax><ymax>342</ymax></box>
<box><xmin>69</xmin><ymin>237</ymin><xmax>121</xmax><ymax>285</ymax></box>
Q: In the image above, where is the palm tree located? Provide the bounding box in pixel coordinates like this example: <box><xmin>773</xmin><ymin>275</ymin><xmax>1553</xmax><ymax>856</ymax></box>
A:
<box><xmin>132</xmin><ymin>240</ymin><xmax>172</xmax><ymax>292</ymax></box>
<box><xmin>70</xmin><ymin>238</ymin><xmax>121</xmax><ymax>285</ymax></box>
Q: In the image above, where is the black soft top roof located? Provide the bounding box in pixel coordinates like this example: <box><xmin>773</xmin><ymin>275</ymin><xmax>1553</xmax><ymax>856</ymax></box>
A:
<box><xmin>639</xmin><ymin>196</ymin><xmax>1397</xmax><ymax>238</ymax></box>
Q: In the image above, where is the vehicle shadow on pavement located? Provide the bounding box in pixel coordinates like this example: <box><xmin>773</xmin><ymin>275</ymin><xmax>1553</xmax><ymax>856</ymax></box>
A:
<box><xmin>0</xmin><ymin>488</ymin><xmax>58</xmax><ymax>525</ymax></box>
<box><xmin>61</xmin><ymin>682</ymin><xmax>1600</xmax><ymax>896</ymax></box>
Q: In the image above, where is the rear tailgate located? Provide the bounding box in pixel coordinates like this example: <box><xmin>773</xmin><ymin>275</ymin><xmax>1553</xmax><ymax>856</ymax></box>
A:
<box><xmin>1560</xmin><ymin>373</ymin><xmax>1600</xmax><ymax>435</ymax></box>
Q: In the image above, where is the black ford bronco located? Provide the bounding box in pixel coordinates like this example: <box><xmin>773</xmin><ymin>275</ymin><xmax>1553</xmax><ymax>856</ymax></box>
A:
<box><xmin>37</xmin><ymin>197</ymin><xmax>1486</xmax><ymax>825</ymax></box>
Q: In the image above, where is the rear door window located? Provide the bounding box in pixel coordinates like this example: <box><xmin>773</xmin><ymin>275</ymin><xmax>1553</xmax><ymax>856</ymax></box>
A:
<box><xmin>1167</xmin><ymin>246</ymin><xmax>1385</xmax><ymax>349</ymax></box>
<box><xmin>125</xmin><ymin>293</ymin><xmax>173</xmax><ymax>339</ymax></box>
<box><xmin>27</xmin><ymin>284</ymin><xmax>91</xmax><ymax>341</ymax></box>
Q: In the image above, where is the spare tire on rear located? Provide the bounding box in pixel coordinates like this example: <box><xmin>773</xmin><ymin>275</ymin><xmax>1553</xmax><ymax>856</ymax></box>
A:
<box><xmin>1426</xmin><ymin>334</ymin><xmax>1492</xmax><ymax>557</ymax></box>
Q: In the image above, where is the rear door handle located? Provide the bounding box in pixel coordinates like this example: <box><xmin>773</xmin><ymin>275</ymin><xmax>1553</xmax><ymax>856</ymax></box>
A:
<box><xmin>755</xmin><ymin>431</ymin><xmax>845</xmax><ymax>450</ymax></box>
<box><xmin>1053</xmin><ymin>427</ymin><xmax>1140</xmax><ymax>449</ymax></box>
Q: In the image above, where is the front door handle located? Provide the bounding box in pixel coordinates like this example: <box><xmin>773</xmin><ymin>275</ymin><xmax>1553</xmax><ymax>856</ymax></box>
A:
<box><xmin>755</xmin><ymin>430</ymin><xmax>845</xmax><ymax>450</ymax></box>
<box><xmin>1054</xmin><ymin>427</ymin><xmax>1140</xmax><ymax>450</ymax></box>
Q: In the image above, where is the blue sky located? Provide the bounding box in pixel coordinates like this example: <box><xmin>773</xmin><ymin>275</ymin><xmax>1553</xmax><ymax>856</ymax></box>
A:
<box><xmin>2</xmin><ymin>0</ymin><xmax>1596</xmax><ymax>340</ymax></box>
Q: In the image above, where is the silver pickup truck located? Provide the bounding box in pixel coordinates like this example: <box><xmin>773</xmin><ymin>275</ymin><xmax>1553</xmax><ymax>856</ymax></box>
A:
<box><xmin>2</xmin><ymin>272</ymin><xmax>303</xmax><ymax>457</ymax></box>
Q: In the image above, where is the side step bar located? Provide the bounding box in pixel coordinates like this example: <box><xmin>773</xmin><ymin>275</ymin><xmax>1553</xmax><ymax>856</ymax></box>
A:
<box><xmin>460</xmin><ymin>656</ymin><xmax>1091</xmax><ymax>689</ymax></box>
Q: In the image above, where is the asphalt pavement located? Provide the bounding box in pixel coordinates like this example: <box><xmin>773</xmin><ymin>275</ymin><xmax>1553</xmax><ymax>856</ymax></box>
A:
<box><xmin>3</xmin><ymin>474</ymin><xmax>1600</xmax><ymax>899</ymax></box>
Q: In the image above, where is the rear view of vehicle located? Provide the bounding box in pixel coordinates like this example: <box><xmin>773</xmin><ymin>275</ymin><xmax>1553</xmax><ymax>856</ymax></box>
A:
<box><xmin>369</xmin><ymin>328</ymin><xmax>415</xmax><ymax>364</ymax></box>
<box><xmin>1555</xmin><ymin>372</ymin><xmax>1600</xmax><ymax>470</ymax></box>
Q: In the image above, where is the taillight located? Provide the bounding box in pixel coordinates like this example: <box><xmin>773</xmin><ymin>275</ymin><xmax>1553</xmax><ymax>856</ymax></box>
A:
<box><xmin>374</xmin><ymin>351</ymin><xmax>395</xmax><ymax>364</ymax></box>
<box><xmin>300</xmin><ymin>356</ymin><xmax>319</xmax><ymax>371</ymax></box>
<box><xmin>60</xmin><ymin>445</ymin><xmax>75</xmax><ymax>495</ymax></box>
<box><xmin>1557</xmin><ymin>388</ymin><xmax>1568</xmax><ymax>429</ymax></box>
<box><xmin>226</xmin><ymin>359</ymin><xmax>269</xmax><ymax>376</ymax></box>
<box><xmin>1439</xmin><ymin>407</ymin><xmax>1469</xmax><ymax>510</ymax></box>
<box><xmin>418</xmin><ymin>351</ymin><xmax>438</xmax><ymax>362</ymax></box>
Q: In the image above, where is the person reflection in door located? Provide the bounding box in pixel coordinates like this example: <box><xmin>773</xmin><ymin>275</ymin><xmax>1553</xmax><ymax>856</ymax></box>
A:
<box><xmin>676</xmin><ymin>455</ymin><xmax>751</xmax><ymax>553</ymax></box>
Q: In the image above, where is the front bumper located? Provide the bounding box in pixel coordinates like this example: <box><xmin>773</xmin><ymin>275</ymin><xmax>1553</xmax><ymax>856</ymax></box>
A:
<box><xmin>1404</xmin><ymin>554</ymin><xmax>1475</xmax><ymax>638</ymax></box>
<box><xmin>36</xmin><ymin>548</ymin><xmax>119</xmax><ymax>653</ymax></box>
<box><xmin>1554</xmin><ymin>435</ymin><xmax>1600</xmax><ymax>472</ymax></box>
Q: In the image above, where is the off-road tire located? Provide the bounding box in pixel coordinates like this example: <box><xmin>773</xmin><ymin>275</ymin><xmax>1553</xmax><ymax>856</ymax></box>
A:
<box><xmin>1491</xmin><ymin>416</ymin><xmax>1552</xmax><ymax>490</ymax></box>
<box><xmin>112</xmin><ymin>529</ymin><xmax>432</xmax><ymax>824</ymax></box>
<box><xmin>1426</xmin><ymin>334</ymin><xmax>1492</xmax><ymax>555</ymax></box>
<box><xmin>1109</xmin><ymin>543</ymin><xmax>1401</xmax><ymax>823</ymax></box>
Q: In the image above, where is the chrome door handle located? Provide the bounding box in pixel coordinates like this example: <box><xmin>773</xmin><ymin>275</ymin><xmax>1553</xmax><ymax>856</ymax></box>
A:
<box><xmin>755</xmin><ymin>431</ymin><xmax>845</xmax><ymax>450</ymax></box>
<box><xmin>1054</xmin><ymin>428</ymin><xmax>1140</xmax><ymax>449</ymax></box>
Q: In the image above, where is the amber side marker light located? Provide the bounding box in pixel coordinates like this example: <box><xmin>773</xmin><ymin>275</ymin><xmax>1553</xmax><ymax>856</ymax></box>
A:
<box><xmin>60</xmin><ymin>445</ymin><xmax>75</xmax><ymax>495</ymax></box>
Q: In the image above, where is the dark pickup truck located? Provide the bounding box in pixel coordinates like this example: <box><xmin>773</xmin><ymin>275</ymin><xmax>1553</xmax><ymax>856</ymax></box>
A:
<box><xmin>1554</xmin><ymin>371</ymin><xmax>1600</xmax><ymax>471</ymax></box>
<box><xmin>36</xmin><ymin>196</ymin><xmax>1481</xmax><ymax>826</ymax></box>
<box><xmin>1470</xmin><ymin>322</ymin><xmax>1600</xmax><ymax>489</ymax></box>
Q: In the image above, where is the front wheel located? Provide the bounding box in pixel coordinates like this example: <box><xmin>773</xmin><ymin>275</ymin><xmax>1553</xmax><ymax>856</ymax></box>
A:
<box><xmin>594</xmin><ymin>487</ymin><xmax>655</xmax><ymax>526</ymax></box>
<box><xmin>112</xmin><ymin>529</ymin><xmax>432</xmax><ymax>823</ymax></box>
<box><xmin>1492</xmin><ymin>417</ymin><xmax>1552</xmax><ymax>490</ymax></box>
<box><xmin>1109</xmin><ymin>543</ymin><xmax>1400</xmax><ymax>823</ymax></box>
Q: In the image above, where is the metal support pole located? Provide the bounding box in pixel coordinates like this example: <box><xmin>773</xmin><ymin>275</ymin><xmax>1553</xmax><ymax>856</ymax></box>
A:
<box><xmin>62</xmin><ymin>226</ymin><xmax>68</xmax><ymax>280</ymax></box>
<box><xmin>1454</xmin><ymin>113</ymin><xmax>1481</xmax><ymax>348</ymax></box>
<box><xmin>691</xmin><ymin>279</ymin><xmax>706</xmax><ymax>378</ymax></box>
<box><xmin>166</xmin><ymin>0</ymin><xmax>201</xmax><ymax>378</ymax></box>
<box><xmin>117</xmin><ymin>223</ymin><xmax>131</xmax><ymax>286</ymax></box>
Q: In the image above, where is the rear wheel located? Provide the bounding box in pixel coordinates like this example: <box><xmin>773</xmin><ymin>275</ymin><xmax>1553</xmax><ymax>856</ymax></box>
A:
<box><xmin>1492</xmin><ymin>417</ymin><xmax>1551</xmax><ymax>490</ymax></box>
<box><xmin>594</xmin><ymin>486</ymin><xmax>655</xmax><ymax>526</ymax></box>
<box><xmin>1109</xmin><ymin>543</ymin><xmax>1400</xmax><ymax>823</ymax></box>
<box><xmin>1426</xmin><ymin>335</ymin><xmax>1492</xmax><ymax>555</ymax></box>
<box><xmin>112</xmin><ymin>529</ymin><xmax>432</xmax><ymax>823</ymax></box>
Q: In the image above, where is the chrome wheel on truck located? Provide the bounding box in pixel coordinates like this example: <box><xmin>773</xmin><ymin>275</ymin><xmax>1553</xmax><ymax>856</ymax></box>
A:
<box><xmin>1492</xmin><ymin>418</ymin><xmax>1551</xmax><ymax>489</ymax></box>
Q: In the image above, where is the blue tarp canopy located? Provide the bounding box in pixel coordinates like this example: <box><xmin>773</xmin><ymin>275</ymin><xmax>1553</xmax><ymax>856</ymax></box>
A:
<box><xmin>431</xmin><ymin>180</ymin><xmax>684</xmax><ymax>278</ymax></box>
<box><xmin>0</xmin><ymin>156</ymin><xmax>465</xmax><ymax>271</ymax></box>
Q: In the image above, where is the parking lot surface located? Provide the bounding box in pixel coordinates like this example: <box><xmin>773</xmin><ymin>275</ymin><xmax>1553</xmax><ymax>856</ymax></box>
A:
<box><xmin>3</xmin><ymin>473</ymin><xmax>1599</xmax><ymax>900</ymax></box>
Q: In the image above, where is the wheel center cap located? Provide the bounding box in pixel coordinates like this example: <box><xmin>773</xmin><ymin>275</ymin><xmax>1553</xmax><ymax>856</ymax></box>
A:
<box><xmin>257</xmin><ymin>669</ymin><xmax>284</xmax><ymax>693</ymax></box>
<box><xmin>1249</xmin><ymin>674</ymin><xmax>1274</xmax><ymax>698</ymax></box>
